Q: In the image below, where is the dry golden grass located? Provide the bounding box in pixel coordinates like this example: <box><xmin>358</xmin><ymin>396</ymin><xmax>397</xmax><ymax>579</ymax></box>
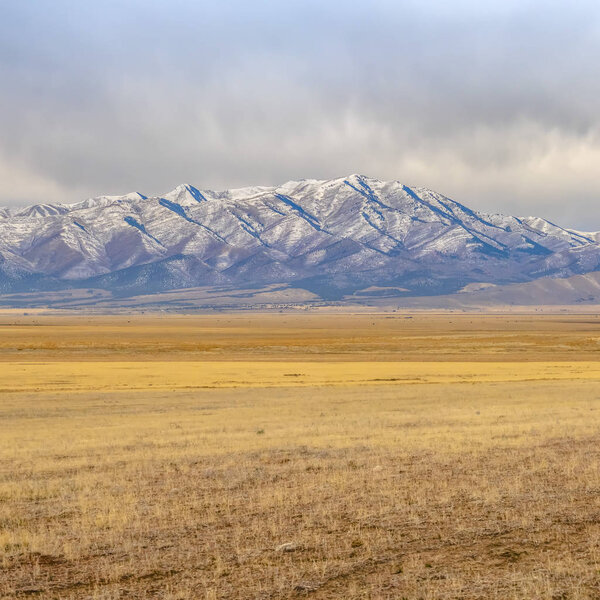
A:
<box><xmin>1</xmin><ymin>313</ymin><xmax>600</xmax><ymax>599</ymax></box>
<box><xmin>1</xmin><ymin>312</ymin><xmax>599</xmax><ymax>362</ymax></box>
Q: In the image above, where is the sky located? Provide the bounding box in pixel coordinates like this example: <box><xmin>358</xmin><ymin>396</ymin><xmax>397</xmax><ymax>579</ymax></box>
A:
<box><xmin>1</xmin><ymin>1</ymin><xmax>599</xmax><ymax>228</ymax></box>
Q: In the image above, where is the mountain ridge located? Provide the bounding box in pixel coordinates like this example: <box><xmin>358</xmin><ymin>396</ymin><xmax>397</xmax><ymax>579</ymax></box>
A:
<box><xmin>1</xmin><ymin>174</ymin><xmax>599</xmax><ymax>301</ymax></box>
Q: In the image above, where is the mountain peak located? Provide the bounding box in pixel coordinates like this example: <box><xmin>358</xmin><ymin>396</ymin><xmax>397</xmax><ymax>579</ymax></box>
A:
<box><xmin>163</xmin><ymin>184</ymin><xmax>206</xmax><ymax>205</ymax></box>
<box><xmin>91</xmin><ymin>191</ymin><xmax>147</xmax><ymax>203</ymax></box>
<box><xmin>345</xmin><ymin>173</ymin><xmax>377</xmax><ymax>181</ymax></box>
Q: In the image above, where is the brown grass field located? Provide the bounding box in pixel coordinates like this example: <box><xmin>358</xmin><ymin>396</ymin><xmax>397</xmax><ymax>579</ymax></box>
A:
<box><xmin>1</xmin><ymin>312</ymin><xmax>600</xmax><ymax>599</ymax></box>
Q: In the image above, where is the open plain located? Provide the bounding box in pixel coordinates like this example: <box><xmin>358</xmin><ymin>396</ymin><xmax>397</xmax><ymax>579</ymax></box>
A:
<box><xmin>1</xmin><ymin>312</ymin><xmax>600</xmax><ymax>599</ymax></box>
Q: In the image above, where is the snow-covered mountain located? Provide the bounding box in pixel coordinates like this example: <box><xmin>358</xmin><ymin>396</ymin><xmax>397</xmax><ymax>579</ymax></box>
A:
<box><xmin>1</xmin><ymin>174</ymin><xmax>599</xmax><ymax>299</ymax></box>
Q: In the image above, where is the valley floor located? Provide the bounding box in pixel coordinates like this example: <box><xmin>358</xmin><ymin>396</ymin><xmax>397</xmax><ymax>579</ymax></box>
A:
<box><xmin>1</xmin><ymin>314</ymin><xmax>600</xmax><ymax>599</ymax></box>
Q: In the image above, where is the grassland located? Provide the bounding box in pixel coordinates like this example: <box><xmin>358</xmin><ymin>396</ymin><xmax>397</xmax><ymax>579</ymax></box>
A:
<box><xmin>1</xmin><ymin>313</ymin><xmax>600</xmax><ymax>599</ymax></box>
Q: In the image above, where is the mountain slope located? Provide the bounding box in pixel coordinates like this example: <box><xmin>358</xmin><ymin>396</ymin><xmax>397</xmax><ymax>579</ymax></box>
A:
<box><xmin>1</xmin><ymin>175</ymin><xmax>599</xmax><ymax>299</ymax></box>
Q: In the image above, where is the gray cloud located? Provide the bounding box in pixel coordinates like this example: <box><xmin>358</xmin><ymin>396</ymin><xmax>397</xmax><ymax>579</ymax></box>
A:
<box><xmin>1</xmin><ymin>0</ymin><xmax>600</xmax><ymax>228</ymax></box>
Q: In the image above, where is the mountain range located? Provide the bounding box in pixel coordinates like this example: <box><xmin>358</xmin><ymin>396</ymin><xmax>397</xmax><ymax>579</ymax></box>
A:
<box><xmin>1</xmin><ymin>174</ymin><xmax>599</xmax><ymax>306</ymax></box>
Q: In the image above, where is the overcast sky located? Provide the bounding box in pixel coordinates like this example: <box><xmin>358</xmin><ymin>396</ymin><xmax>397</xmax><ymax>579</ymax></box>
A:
<box><xmin>1</xmin><ymin>1</ymin><xmax>599</xmax><ymax>228</ymax></box>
